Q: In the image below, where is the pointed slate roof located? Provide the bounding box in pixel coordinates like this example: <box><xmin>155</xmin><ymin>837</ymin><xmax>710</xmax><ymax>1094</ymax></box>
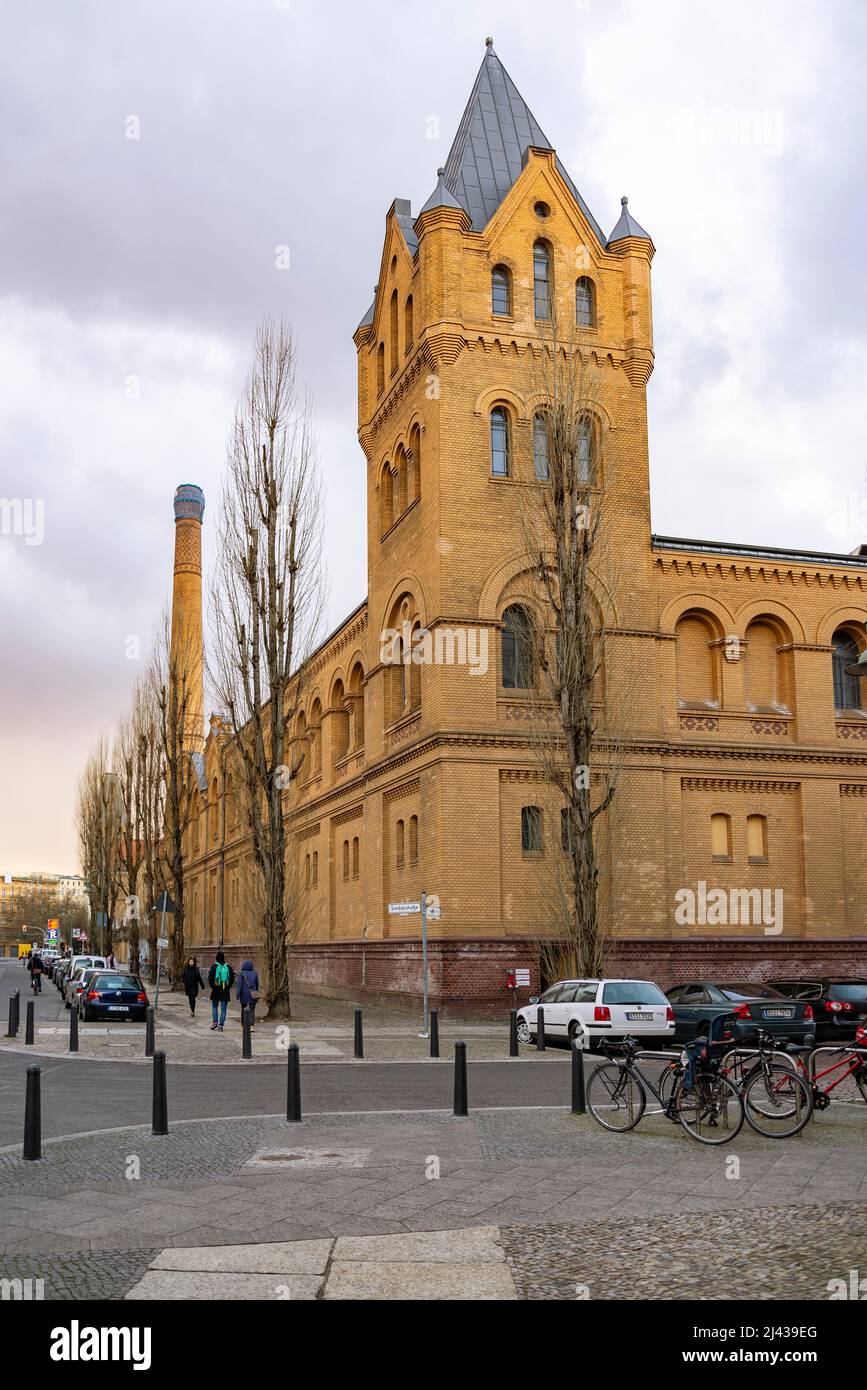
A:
<box><xmin>607</xmin><ymin>195</ymin><xmax>652</xmax><ymax>245</ymax></box>
<box><xmin>419</xmin><ymin>167</ymin><xmax>465</xmax><ymax>216</ymax></box>
<box><xmin>441</xmin><ymin>38</ymin><xmax>607</xmax><ymax>247</ymax></box>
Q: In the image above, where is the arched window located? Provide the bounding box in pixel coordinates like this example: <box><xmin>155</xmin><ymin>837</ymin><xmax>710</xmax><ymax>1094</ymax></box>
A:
<box><xmin>711</xmin><ymin>813</ymin><xmax>732</xmax><ymax>861</ymax></box>
<box><xmin>575</xmin><ymin>277</ymin><xmax>595</xmax><ymax>328</ymax></box>
<box><xmin>533</xmin><ymin>413</ymin><xmax>550</xmax><ymax>480</ymax></box>
<box><xmin>352</xmin><ymin>836</ymin><xmax>360</xmax><ymax>878</ymax></box>
<box><xmin>409</xmin><ymin>815</ymin><xmax>418</xmax><ymax>865</ymax></box>
<box><xmin>404</xmin><ymin>295</ymin><xmax>413</xmax><ymax>350</ymax></box>
<box><xmin>309</xmin><ymin>699</ymin><xmax>322</xmax><ymax>775</ymax></box>
<box><xmin>349</xmin><ymin>662</ymin><xmax>365</xmax><ymax>749</ymax></box>
<box><xmin>376</xmin><ymin>343</ymin><xmax>384</xmax><ymax>395</ymax></box>
<box><xmin>389</xmin><ymin>290</ymin><xmax>398</xmax><ymax>373</ymax></box>
<box><xmin>380</xmin><ymin>463</ymin><xmax>393</xmax><ymax>534</ymax></box>
<box><xmin>394</xmin><ymin>444</ymin><xmax>407</xmax><ymax>516</ymax></box>
<box><xmin>312</xmin><ymin>850</ymin><xmax>319</xmax><ymax>888</ymax></box>
<box><xmin>396</xmin><ymin>819</ymin><xmax>405</xmax><ymax>868</ymax></box>
<box><xmin>745</xmin><ymin>621</ymin><xmax>783</xmax><ymax>711</ymax></box>
<box><xmin>491</xmin><ymin>406</ymin><xmax>510</xmax><ymax>477</ymax></box>
<box><xmin>408</xmin><ymin>424</ymin><xmax>421</xmax><ymax>503</ymax></box>
<box><xmin>501</xmin><ymin>604</ymin><xmax>534</xmax><ymax>689</ymax></box>
<box><xmin>330</xmin><ymin>679</ymin><xmax>349</xmax><ymax>768</ymax></box>
<box><xmin>304</xmin><ymin>853</ymin><xmax>311</xmax><ymax>888</ymax></box>
<box><xmin>747</xmin><ymin>814</ymin><xmax>768</xmax><ymax>863</ymax></box>
<box><xmin>675</xmin><ymin>613</ymin><xmax>718</xmax><ymax>708</ymax></box>
<box><xmin>560</xmin><ymin>807</ymin><xmax>571</xmax><ymax>853</ymax></box>
<box><xmin>832</xmin><ymin>629</ymin><xmax>862</xmax><ymax>710</ymax></box>
<box><xmin>533</xmin><ymin>241</ymin><xmax>551</xmax><ymax>320</ymax></box>
<box><xmin>409</xmin><ymin>621</ymin><xmax>422</xmax><ymax>711</ymax></box>
<box><xmin>342</xmin><ymin>840</ymin><xmax>349</xmax><ymax>881</ymax></box>
<box><xmin>210</xmin><ymin>777</ymin><xmax>219</xmax><ymax>842</ymax></box>
<box><xmin>521</xmin><ymin>805</ymin><xmax>543</xmax><ymax>854</ymax></box>
<box><xmin>576</xmin><ymin>417</ymin><xmax>593</xmax><ymax>484</ymax></box>
<box><xmin>492</xmin><ymin>264</ymin><xmax>511</xmax><ymax>316</ymax></box>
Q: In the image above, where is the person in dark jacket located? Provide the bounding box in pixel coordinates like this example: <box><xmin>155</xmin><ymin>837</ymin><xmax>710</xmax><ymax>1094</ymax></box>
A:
<box><xmin>236</xmin><ymin>959</ymin><xmax>260</xmax><ymax>1030</ymax></box>
<box><xmin>207</xmin><ymin>951</ymin><xmax>235</xmax><ymax>1031</ymax></box>
<box><xmin>181</xmin><ymin>956</ymin><xmax>206</xmax><ymax>1017</ymax></box>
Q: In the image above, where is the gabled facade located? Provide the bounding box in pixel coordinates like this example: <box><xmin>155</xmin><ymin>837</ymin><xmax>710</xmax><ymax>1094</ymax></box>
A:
<box><xmin>179</xmin><ymin>42</ymin><xmax>867</xmax><ymax>1010</ymax></box>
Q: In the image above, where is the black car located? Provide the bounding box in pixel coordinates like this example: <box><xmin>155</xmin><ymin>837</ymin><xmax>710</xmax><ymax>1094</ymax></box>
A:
<box><xmin>79</xmin><ymin>972</ymin><xmax>149</xmax><ymax>1023</ymax></box>
<box><xmin>666</xmin><ymin>981</ymin><xmax>814</xmax><ymax>1044</ymax></box>
<box><xmin>765</xmin><ymin>977</ymin><xmax>867</xmax><ymax>1043</ymax></box>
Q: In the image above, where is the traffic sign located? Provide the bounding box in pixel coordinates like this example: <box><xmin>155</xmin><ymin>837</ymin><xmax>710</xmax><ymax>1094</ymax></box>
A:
<box><xmin>157</xmin><ymin>937</ymin><xmax>169</xmax><ymax>949</ymax></box>
<box><xmin>426</xmin><ymin>894</ymin><xmax>442</xmax><ymax>921</ymax></box>
<box><xmin>388</xmin><ymin>901</ymin><xmax>420</xmax><ymax>916</ymax></box>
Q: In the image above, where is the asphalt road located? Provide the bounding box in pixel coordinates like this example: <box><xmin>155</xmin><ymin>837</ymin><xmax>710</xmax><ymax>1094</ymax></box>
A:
<box><xmin>0</xmin><ymin>958</ymin><xmax>572</xmax><ymax>1146</ymax></box>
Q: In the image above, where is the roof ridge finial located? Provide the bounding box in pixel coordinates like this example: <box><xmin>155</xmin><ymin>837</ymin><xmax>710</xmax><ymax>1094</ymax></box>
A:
<box><xmin>621</xmin><ymin>195</ymin><xmax>628</xmax><ymax>206</ymax></box>
<box><xmin>437</xmin><ymin>167</ymin><xmax>445</xmax><ymax>178</ymax></box>
<box><xmin>485</xmin><ymin>36</ymin><xmax>494</xmax><ymax>52</ymax></box>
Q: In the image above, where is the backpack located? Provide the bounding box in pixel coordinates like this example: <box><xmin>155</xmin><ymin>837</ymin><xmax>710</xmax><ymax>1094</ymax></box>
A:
<box><xmin>214</xmin><ymin>962</ymin><xmax>230</xmax><ymax>988</ymax></box>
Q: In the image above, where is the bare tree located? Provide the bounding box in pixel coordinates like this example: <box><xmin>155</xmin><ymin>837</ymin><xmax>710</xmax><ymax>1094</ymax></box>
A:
<box><xmin>151</xmin><ymin>611</ymin><xmax>200</xmax><ymax>985</ymax></box>
<box><xmin>209</xmin><ymin>317</ymin><xmax>325</xmax><ymax>1019</ymax></box>
<box><xmin>114</xmin><ymin>683</ymin><xmax>151</xmax><ymax>975</ymax></box>
<box><xmin>517</xmin><ymin>336</ymin><xmax>633</xmax><ymax>981</ymax></box>
<box><xmin>75</xmin><ymin>736</ymin><xmax>123</xmax><ymax>956</ymax></box>
<box><xmin>138</xmin><ymin>661</ymin><xmax>167</xmax><ymax>982</ymax></box>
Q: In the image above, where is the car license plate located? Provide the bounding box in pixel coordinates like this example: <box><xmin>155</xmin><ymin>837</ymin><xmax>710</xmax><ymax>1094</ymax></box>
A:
<box><xmin>107</xmin><ymin>1005</ymin><xmax>129</xmax><ymax>1012</ymax></box>
<box><xmin>626</xmin><ymin>1012</ymin><xmax>653</xmax><ymax>1021</ymax></box>
<box><xmin>763</xmin><ymin>1008</ymin><xmax>793</xmax><ymax>1018</ymax></box>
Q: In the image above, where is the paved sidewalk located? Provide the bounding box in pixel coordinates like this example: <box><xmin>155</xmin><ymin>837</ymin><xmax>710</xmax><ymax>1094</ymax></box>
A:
<box><xmin>2</xmin><ymin>1102</ymin><xmax>866</xmax><ymax>1299</ymax></box>
<box><xmin>3</xmin><ymin>988</ymin><xmax>540</xmax><ymax>1065</ymax></box>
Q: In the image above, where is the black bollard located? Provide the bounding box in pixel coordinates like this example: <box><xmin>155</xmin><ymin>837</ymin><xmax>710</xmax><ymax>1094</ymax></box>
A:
<box><xmin>286</xmin><ymin>1042</ymin><xmax>301</xmax><ymax>1123</ymax></box>
<box><xmin>25</xmin><ymin>999</ymin><xmax>34</xmax><ymax>1046</ymax></box>
<box><xmin>354</xmin><ymin>1008</ymin><xmax>364</xmax><ymax>1060</ymax></box>
<box><xmin>509</xmin><ymin>1009</ymin><xmax>519</xmax><ymax>1057</ymax></box>
<box><xmin>242</xmin><ymin>1006</ymin><xmax>252</xmax><ymax>1060</ymax></box>
<box><xmin>69</xmin><ymin>1005</ymin><xmax>79</xmax><ymax>1054</ymax></box>
<box><xmin>453</xmin><ymin>1041</ymin><xmax>468</xmax><ymax>1116</ymax></box>
<box><xmin>430</xmin><ymin>1009</ymin><xmax>440</xmax><ymax>1059</ymax></box>
<box><xmin>11</xmin><ymin>989</ymin><xmax>20</xmax><ymax>1037</ymax></box>
<box><xmin>571</xmin><ymin>1039</ymin><xmax>586</xmax><ymax>1114</ymax></box>
<box><xmin>151</xmin><ymin>1050</ymin><xmax>168</xmax><ymax>1135</ymax></box>
<box><xmin>6</xmin><ymin>990</ymin><xmax>17</xmax><ymax>1038</ymax></box>
<box><xmin>23</xmin><ymin>1065</ymin><xmax>41</xmax><ymax>1161</ymax></box>
<box><xmin>536</xmin><ymin>1006</ymin><xmax>546</xmax><ymax>1052</ymax></box>
<box><xmin>144</xmin><ymin>1005</ymin><xmax>155</xmax><ymax>1058</ymax></box>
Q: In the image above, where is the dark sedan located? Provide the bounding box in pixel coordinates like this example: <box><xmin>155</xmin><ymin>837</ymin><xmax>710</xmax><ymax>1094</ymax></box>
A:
<box><xmin>79</xmin><ymin>973</ymin><xmax>149</xmax><ymax>1023</ymax></box>
<box><xmin>666</xmin><ymin>981</ymin><xmax>814</xmax><ymax>1044</ymax></box>
<box><xmin>765</xmin><ymin>977</ymin><xmax>867</xmax><ymax>1043</ymax></box>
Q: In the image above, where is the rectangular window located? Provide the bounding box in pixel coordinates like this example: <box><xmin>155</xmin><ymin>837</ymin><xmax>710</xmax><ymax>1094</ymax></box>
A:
<box><xmin>521</xmin><ymin>805</ymin><xmax>543</xmax><ymax>854</ymax></box>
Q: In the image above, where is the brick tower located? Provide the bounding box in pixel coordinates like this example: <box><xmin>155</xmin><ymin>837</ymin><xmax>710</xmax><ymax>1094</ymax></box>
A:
<box><xmin>170</xmin><ymin>483</ymin><xmax>205</xmax><ymax>754</ymax></box>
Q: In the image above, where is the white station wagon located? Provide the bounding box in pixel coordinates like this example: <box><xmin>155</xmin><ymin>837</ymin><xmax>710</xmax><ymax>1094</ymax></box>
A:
<box><xmin>516</xmin><ymin>978</ymin><xmax>675</xmax><ymax>1050</ymax></box>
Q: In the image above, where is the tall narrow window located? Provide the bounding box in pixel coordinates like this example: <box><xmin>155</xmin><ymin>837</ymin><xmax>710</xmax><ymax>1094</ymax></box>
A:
<box><xmin>711</xmin><ymin>813</ymin><xmax>732</xmax><ymax>862</ymax></box>
<box><xmin>576</xmin><ymin>419</ymin><xmax>593</xmax><ymax>484</ymax></box>
<box><xmin>747</xmin><ymin>814</ymin><xmax>768</xmax><ymax>863</ymax></box>
<box><xmin>312</xmin><ymin>851</ymin><xmax>319</xmax><ymax>888</ymax></box>
<box><xmin>396</xmin><ymin>819</ymin><xmax>405</xmax><ymax>868</ymax></box>
<box><xmin>409</xmin><ymin>815</ymin><xmax>418</xmax><ymax>865</ymax></box>
<box><xmin>575</xmin><ymin>277</ymin><xmax>595</xmax><ymax>328</ymax></box>
<box><xmin>533</xmin><ymin>241</ymin><xmax>551</xmax><ymax>320</ymax></box>
<box><xmin>501</xmin><ymin>605</ymin><xmax>534</xmax><ymax>689</ymax></box>
<box><xmin>380</xmin><ymin>464</ymin><xmax>393</xmax><ymax>534</ymax></box>
<box><xmin>352</xmin><ymin>836</ymin><xmax>360</xmax><ymax>878</ymax></box>
<box><xmin>492</xmin><ymin>265</ymin><xmax>511</xmax><ymax>315</ymax></box>
<box><xmin>376</xmin><ymin>343</ymin><xmax>384</xmax><ymax>395</ymax></box>
<box><xmin>560</xmin><ymin>807</ymin><xmax>571</xmax><ymax>852</ymax></box>
<box><xmin>389</xmin><ymin>290</ymin><xmax>398</xmax><ymax>373</ymax></box>
<box><xmin>342</xmin><ymin>840</ymin><xmax>349</xmax><ymax>881</ymax></box>
<box><xmin>305</xmin><ymin>853</ymin><xmax>311</xmax><ymax>888</ymax></box>
<box><xmin>404</xmin><ymin>295</ymin><xmax>413</xmax><ymax>350</ymax></box>
<box><xmin>832</xmin><ymin>630</ymin><xmax>862</xmax><ymax>710</ymax></box>
<box><xmin>533</xmin><ymin>413</ymin><xmax>549</xmax><ymax>480</ymax></box>
<box><xmin>491</xmin><ymin>406</ymin><xmax>510</xmax><ymax>477</ymax></box>
<box><xmin>521</xmin><ymin>805</ymin><xmax>543</xmax><ymax>854</ymax></box>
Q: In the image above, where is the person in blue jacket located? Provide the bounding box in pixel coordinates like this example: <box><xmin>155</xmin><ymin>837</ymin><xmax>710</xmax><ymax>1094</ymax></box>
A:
<box><xmin>236</xmin><ymin>959</ymin><xmax>260</xmax><ymax>1029</ymax></box>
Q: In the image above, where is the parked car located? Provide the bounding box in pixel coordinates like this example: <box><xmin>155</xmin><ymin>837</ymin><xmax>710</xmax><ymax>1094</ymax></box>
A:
<box><xmin>765</xmin><ymin>977</ymin><xmax>867</xmax><ymax>1043</ymax></box>
<box><xmin>665</xmin><ymin>981</ymin><xmax>814</xmax><ymax>1044</ymax></box>
<box><xmin>40</xmin><ymin>950</ymin><xmax>60</xmax><ymax>978</ymax></box>
<box><xmin>54</xmin><ymin>958</ymin><xmax>74</xmax><ymax>991</ymax></box>
<box><xmin>63</xmin><ymin>961</ymin><xmax>109</xmax><ymax>1009</ymax></box>
<box><xmin>79</xmin><ymin>972</ymin><xmax>149</xmax><ymax>1023</ymax></box>
<box><xmin>60</xmin><ymin>955</ymin><xmax>106</xmax><ymax>1001</ymax></box>
<box><xmin>516</xmin><ymin>978</ymin><xmax>675</xmax><ymax>1049</ymax></box>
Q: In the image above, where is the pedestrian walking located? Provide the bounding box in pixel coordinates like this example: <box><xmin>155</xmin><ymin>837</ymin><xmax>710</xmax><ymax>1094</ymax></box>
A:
<box><xmin>236</xmin><ymin>959</ymin><xmax>261</xmax><ymax>1030</ymax></box>
<box><xmin>106</xmin><ymin>950</ymin><xmax>116</xmax><ymax>969</ymax></box>
<box><xmin>181</xmin><ymin>956</ymin><xmax>206</xmax><ymax>1017</ymax></box>
<box><xmin>207</xmin><ymin>952</ymin><xmax>235</xmax><ymax>1032</ymax></box>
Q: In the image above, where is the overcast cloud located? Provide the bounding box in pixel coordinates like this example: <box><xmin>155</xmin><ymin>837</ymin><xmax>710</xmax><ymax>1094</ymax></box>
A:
<box><xmin>1</xmin><ymin>0</ymin><xmax>865</xmax><ymax>872</ymax></box>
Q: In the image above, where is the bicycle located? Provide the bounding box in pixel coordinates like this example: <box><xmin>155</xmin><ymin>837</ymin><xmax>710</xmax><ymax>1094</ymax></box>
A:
<box><xmin>658</xmin><ymin>1027</ymin><xmax>814</xmax><ymax>1137</ymax></box>
<box><xmin>30</xmin><ymin>969</ymin><xmax>42</xmax><ymax>995</ymax></box>
<box><xmin>741</xmin><ymin>1027</ymin><xmax>867</xmax><ymax>1114</ymax></box>
<box><xmin>586</xmin><ymin>1035</ymin><xmax>744</xmax><ymax>1145</ymax></box>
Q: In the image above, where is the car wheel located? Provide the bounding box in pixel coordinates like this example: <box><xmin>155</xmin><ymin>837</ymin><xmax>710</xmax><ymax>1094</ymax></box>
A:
<box><xmin>567</xmin><ymin>1020</ymin><xmax>585</xmax><ymax>1045</ymax></box>
<box><xmin>516</xmin><ymin>1018</ymin><xmax>531</xmax><ymax>1044</ymax></box>
<box><xmin>64</xmin><ymin>998</ymin><xmax>70</xmax><ymax>1009</ymax></box>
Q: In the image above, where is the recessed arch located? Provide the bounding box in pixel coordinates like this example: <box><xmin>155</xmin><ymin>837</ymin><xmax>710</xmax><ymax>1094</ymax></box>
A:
<box><xmin>734</xmin><ymin>599</ymin><xmax>804</xmax><ymax>644</ymax></box>
<box><xmin>478</xmin><ymin>549</ymin><xmax>618</xmax><ymax>627</ymax></box>
<box><xmin>472</xmin><ymin>385</ymin><xmax>528</xmax><ymax>423</ymax></box>
<box><xmin>659</xmin><ymin>593</ymin><xmax>734</xmax><ymax>638</ymax></box>
<box><xmin>816</xmin><ymin>606</ymin><xmax>867</xmax><ymax>647</ymax></box>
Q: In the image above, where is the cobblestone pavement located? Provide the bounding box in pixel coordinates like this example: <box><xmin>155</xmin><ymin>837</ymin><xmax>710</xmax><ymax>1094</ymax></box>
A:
<box><xmin>1</xmin><ymin>1102</ymin><xmax>866</xmax><ymax>1298</ymax></box>
<box><xmin>1</xmin><ymin>986</ymin><xmax>541</xmax><ymax>1065</ymax></box>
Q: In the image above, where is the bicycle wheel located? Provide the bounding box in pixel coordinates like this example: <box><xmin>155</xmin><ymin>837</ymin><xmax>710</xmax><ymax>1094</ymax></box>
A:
<box><xmin>586</xmin><ymin>1062</ymin><xmax>646</xmax><ymax>1132</ymax></box>
<box><xmin>653</xmin><ymin>1060</ymin><xmax>679</xmax><ymax>1110</ymax></box>
<box><xmin>742</xmin><ymin>1067</ymin><xmax>813</xmax><ymax>1137</ymax></box>
<box><xmin>675</xmin><ymin>1071</ymin><xmax>744</xmax><ymax>1144</ymax></box>
<box><xmin>856</xmin><ymin>1067</ymin><xmax>867</xmax><ymax>1106</ymax></box>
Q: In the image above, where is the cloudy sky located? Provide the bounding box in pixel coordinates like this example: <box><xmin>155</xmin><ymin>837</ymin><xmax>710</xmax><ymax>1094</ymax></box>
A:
<box><xmin>1</xmin><ymin>0</ymin><xmax>865</xmax><ymax>873</ymax></box>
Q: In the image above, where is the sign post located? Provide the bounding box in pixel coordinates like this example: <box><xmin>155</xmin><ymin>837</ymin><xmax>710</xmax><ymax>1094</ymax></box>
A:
<box><xmin>387</xmin><ymin>894</ymin><xmax>441</xmax><ymax>1039</ymax></box>
<box><xmin>152</xmin><ymin>892</ymin><xmax>175</xmax><ymax>1008</ymax></box>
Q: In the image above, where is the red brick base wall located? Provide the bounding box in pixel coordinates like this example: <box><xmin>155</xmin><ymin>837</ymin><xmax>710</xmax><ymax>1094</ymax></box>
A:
<box><xmin>189</xmin><ymin>937</ymin><xmax>867</xmax><ymax>1018</ymax></box>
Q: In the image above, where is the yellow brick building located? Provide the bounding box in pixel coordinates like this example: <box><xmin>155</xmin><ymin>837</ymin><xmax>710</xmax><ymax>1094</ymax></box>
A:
<box><xmin>179</xmin><ymin>41</ymin><xmax>867</xmax><ymax>1009</ymax></box>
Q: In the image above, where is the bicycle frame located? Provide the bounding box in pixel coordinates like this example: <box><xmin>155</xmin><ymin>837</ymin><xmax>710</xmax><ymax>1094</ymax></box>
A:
<box><xmin>806</xmin><ymin>1045</ymin><xmax>867</xmax><ymax>1101</ymax></box>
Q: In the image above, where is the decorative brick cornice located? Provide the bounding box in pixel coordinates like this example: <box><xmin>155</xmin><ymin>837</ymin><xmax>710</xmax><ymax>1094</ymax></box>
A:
<box><xmin>655</xmin><ymin>554</ymin><xmax>867</xmax><ymax>591</ymax></box>
<box><xmin>383</xmin><ymin>777</ymin><xmax>421</xmax><ymax>804</ymax></box>
<box><xmin>331</xmin><ymin>803</ymin><xmax>364</xmax><ymax>826</ymax></box>
<box><xmin>681</xmin><ymin>776</ymin><xmax>799</xmax><ymax>794</ymax></box>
